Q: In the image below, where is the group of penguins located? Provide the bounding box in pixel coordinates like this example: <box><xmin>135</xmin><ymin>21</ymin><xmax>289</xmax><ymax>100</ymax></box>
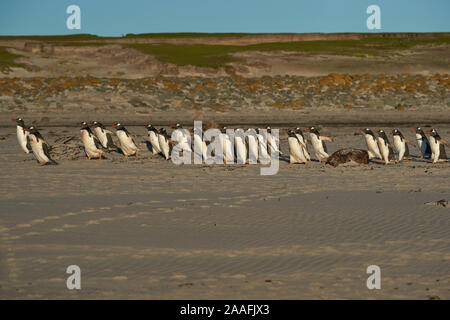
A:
<box><xmin>12</xmin><ymin>117</ymin><xmax>449</xmax><ymax>166</ymax></box>
<box><xmin>359</xmin><ymin>127</ymin><xmax>448</xmax><ymax>165</ymax></box>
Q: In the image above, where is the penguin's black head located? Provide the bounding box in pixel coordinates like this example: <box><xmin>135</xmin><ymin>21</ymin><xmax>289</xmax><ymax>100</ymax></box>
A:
<box><xmin>12</xmin><ymin>118</ymin><xmax>25</xmax><ymax>127</ymax></box>
<box><xmin>414</xmin><ymin>127</ymin><xmax>426</xmax><ymax>136</ymax></box>
<box><xmin>145</xmin><ymin>124</ymin><xmax>155</xmax><ymax>131</ymax></box>
<box><xmin>221</xmin><ymin>126</ymin><xmax>227</xmax><ymax>133</ymax></box>
<box><xmin>112</xmin><ymin>122</ymin><xmax>125</xmax><ymax>130</ymax></box>
<box><xmin>362</xmin><ymin>128</ymin><xmax>373</xmax><ymax>135</ymax></box>
<box><xmin>427</xmin><ymin>129</ymin><xmax>438</xmax><ymax>136</ymax></box>
<box><xmin>193</xmin><ymin>126</ymin><xmax>203</xmax><ymax>135</ymax></box>
<box><xmin>287</xmin><ymin>129</ymin><xmax>296</xmax><ymax>136</ymax></box>
<box><xmin>159</xmin><ymin>128</ymin><xmax>167</xmax><ymax>134</ymax></box>
<box><xmin>90</xmin><ymin>121</ymin><xmax>103</xmax><ymax>128</ymax></box>
<box><xmin>79</xmin><ymin>121</ymin><xmax>90</xmax><ymax>129</ymax></box>
<box><xmin>27</xmin><ymin>126</ymin><xmax>38</xmax><ymax>135</ymax></box>
<box><xmin>391</xmin><ymin>129</ymin><xmax>400</xmax><ymax>136</ymax></box>
<box><xmin>377</xmin><ymin>129</ymin><xmax>388</xmax><ymax>138</ymax></box>
<box><xmin>308</xmin><ymin>126</ymin><xmax>319</xmax><ymax>134</ymax></box>
<box><xmin>266</xmin><ymin>126</ymin><xmax>271</xmax><ymax>133</ymax></box>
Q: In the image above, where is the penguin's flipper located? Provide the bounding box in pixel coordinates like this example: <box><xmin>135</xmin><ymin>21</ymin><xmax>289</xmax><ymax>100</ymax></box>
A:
<box><xmin>440</xmin><ymin>139</ymin><xmax>450</xmax><ymax>147</ymax></box>
<box><xmin>93</xmin><ymin>135</ymin><xmax>104</xmax><ymax>150</ymax></box>
<box><xmin>322</xmin><ymin>141</ymin><xmax>328</xmax><ymax>154</ymax></box>
<box><xmin>388</xmin><ymin>145</ymin><xmax>396</xmax><ymax>160</ymax></box>
<box><xmin>320</xmin><ymin>136</ymin><xmax>333</xmax><ymax>142</ymax></box>
<box><xmin>26</xmin><ymin>135</ymin><xmax>32</xmax><ymax>153</ymax></box>
<box><xmin>106</xmin><ymin>132</ymin><xmax>117</xmax><ymax>149</ymax></box>
<box><xmin>425</xmin><ymin>140</ymin><xmax>432</xmax><ymax>155</ymax></box>
<box><xmin>405</xmin><ymin>143</ymin><xmax>410</xmax><ymax>157</ymax></box>
<box><xmin>43</xmin><ymin>143</ymin><xmax>58</xmax><ymax>165</ymax></box>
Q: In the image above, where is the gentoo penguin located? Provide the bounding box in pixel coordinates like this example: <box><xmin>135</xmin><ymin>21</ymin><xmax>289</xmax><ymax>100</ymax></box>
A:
<box><xmin>257</xmin><ymin>129</ymin><xmax>270</xmax><ymax>163</ymax></box>
<box><xmin>287</xmin><ymin>129</ymin><xmax>308</xmax><ymax>165</ymax></box>
<box><xmin>361</xmin><ymin>128</ymin><xmax>382</xmax><ymax>160</ymax></box>
<box><xmin>413</xmin><ymin>127</ymin><xmax>432</xmax><ymax>159</ymax></box>
<box><xmin>246</xmin><ymin>128</ymin><xmax>259</xmax><ymax>164</ymax></box>
<box><xmin>172</xmin><ymin>123</ymin><xmax>192</xmax><ymax>152</ymax></box>
<box><xmin>90</xmin><ymin>121</ymin><xmax>117</xmax><ymax>150</ymax></box>
<box><xmin>25</xmin><ymin>126</ymin><xmax>58</xmax><ymax>165</ymax></box>
<box><xmin>294</xmin><ymin>127</ymin><xmax>310</xmax><ymax>161</ymax></box>
<box><xmin>12</xmin><ymin>118</ymin><xmax>31</xmax><ymax>154</ymax></box>
<box><xmin>266</xmin><ymin>126</ymin><xmax>282</xmax><ymax>156</ymax></box>
<box><xmin>376</xmin><ymin>130</ymin><xmax>393</xmax><ymax>165</ymax></box>
<box><xmin>112</xmin><ymin>123</ymin><xmax>139</xmax><ymax>158</ymax></box>
<box><xmin>220</xmin><ymin>127</ymin><xmax>234</xmax><ymax>163</ymax></box>
<box><xmin>79</xmin><ymin>122</ymin><xmax>103</xmax><ymax>160</ymax></box>
<box><xmin>306</xmin><ymin>126</ymin><xmax>331</xmax><ymax>162</ymax></box>
<box><xmin>158</xmin><ymin>128</ymin><xmax>171</xmax><ymax>160</ymax></box>
<box><xmin>144</xmin><ymin>124</ymin><xmax>161</xmax><ymax>155</ymax></box>
<box><xmin>234</xmin><ymin>128</ymin><xmax>247</xmax><ymax>164</ymax></box>
<box><xmin>391</xmin><ymin>129</ymin><xmax>410</xmax><ymax>162</ymax></box>
<box><xmin>426</xmin><ymin>129</ymin><xmax>449</xmax><ymax>164</ymax></box>
<box><xmin>193</xmin><ymin>125</ymin><xmax>207</xmax><ymax>162</ymax></box>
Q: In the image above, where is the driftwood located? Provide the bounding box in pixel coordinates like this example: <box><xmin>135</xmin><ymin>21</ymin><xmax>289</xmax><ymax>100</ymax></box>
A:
<box><xmin>326</xmin><ymin>148</ymin><xmax>370</xmax><ymax>167</ymax></box>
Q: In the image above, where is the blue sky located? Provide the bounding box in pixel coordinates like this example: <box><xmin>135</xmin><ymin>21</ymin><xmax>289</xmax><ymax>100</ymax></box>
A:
<box><xmin>0</xmin><ymin>0</ymin><xmax>449</xmax><ymax>36</ymax></box>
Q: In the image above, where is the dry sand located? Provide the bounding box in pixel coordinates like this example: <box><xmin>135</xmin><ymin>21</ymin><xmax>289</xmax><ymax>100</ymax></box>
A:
<box><xmin>0</xmin><ymin>124</ymin><xmax>449</xmax><ymax>299</ymax></box>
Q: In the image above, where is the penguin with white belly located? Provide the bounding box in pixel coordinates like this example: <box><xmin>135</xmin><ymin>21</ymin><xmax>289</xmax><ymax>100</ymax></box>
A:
<box><xmin>158</xmin><ymin>128</ymin><xmax>172</xmax><ymax>160</ymax></box>
<box><xmin>79</xmin><ymin>122</ymin><xmax>104</xmax><ymax>160</ymax></box>
<box><xmin>112</xmin><ymin>123</ymin><xmax>139</xmax><ymax>158</ymax></box>
<box><xmin>413</xmin><ymin>127</ymin><xmax>432</xmax><ymax>159</ymax></box>
<box><xmin>266</xmin><ymin>126</ymin><xmax>282</xmax><ymax>156</ymax></box>
<box><xmin>221</xmin><ymin>127</ymin><xmax>235</xmax><ymax>163</ymax></box>
<box><xmin>246</xmin><ymin>128</ymin><xmax>259</xmax><ymax>164</ymax></box>
<box><xmin>234</xmin><ymin>128</ymin><xmax>247</xmax><ymax>164</ymax></box>
<box><xmin>391</xmin><ymin>129</ymin><xmax>410</xmax><ymax>163</ymax></box>
<box><xmin>25</xmin><ymin>126</ymin><xmax>58</xmax><ymax>165</ymax></box>
<box><xmin>257</xmin><ymin>129</ymin><xmax>270</xmax><ymax>163</ymax></box>
<box><xmin>172</xmin><ymin>123</ymin><xmax>192</xmax><ymax>152</ymax></box>
<box><xmin>426</xmin><ymin>129</ymin><xmax>448</xmax><ymax>164</ymax></box>
<box><xmin>12</xmin><ymin>118</ymin><xmax>32</xmax><ymax>154</ymax></box>
<box><xmin>144</xmin><ymin>124</ymin><xmax>162</xmax><ymax>155</ymax></box>
<box><xmin>193</xmin><ymin>125</ymin><xmax>208</xmax><ymax>162</ymax></box>
<box><xmin>287</xmin><ymin>129</ymin><xmax>308</xmax><ymax>165</ymax></box>
<box><xmin>90</xmin><ymin>121</ymin><xmax>117</xmax><ymax>151</ymax></box>
<box><xmin>294</xmin><ymin>127</ymin><xmax>310</xmax><ymax>161</ymax></box>
<box><xmin>306</xmin><ymin>126</ymin><xmax>331</xmax><ymax>162</ymax></box>
<box><xmin>376</xmin><ymin>130</ymin><xmax>394</xmax><ymax>165</ymax></box>
<box><xmin>361</xmin><ymin>128</ymin><xmax>382</xmax><ymax>160</ymax></box>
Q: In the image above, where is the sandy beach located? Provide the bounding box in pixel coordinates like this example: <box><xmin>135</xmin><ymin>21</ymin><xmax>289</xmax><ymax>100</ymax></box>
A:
<box><xmin>0</xmin><ymin>123</ymin><xmax>449</xmax><ymax>299</ymax></box>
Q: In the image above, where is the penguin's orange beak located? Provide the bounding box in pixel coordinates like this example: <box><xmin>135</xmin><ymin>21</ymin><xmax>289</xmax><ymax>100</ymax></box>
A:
<box><xmin>142</xmin><ymin>125</ymin><xmax>147</xmax><ymax>128</ymax></box>
<box><xmin>412</xmin><ymin>127</ymin><xmax>416</xmax><ymax>130</ymax></box>
<box><xmin>88</xmin><ymin>123</ymin><xmax>93</xmax><ymax>125</ymax></box>
<box><xmin>112</xmin><ymin>124</ymin><xmax>116</xmax><ymax>127</ymax></box>
<box><xmin>12</xmin><ymin>119</ymin><xmax>17</xmax><ymax>122</ymax></box>
<box><xmin>170</xmin><ymin>124</ymin><xmax>176</xmax><ymax>128</ymax></box>
<box><xmin>425</xmin><ymin>131</ymin><xmax>431</xmax><ymax>133</ymax></box>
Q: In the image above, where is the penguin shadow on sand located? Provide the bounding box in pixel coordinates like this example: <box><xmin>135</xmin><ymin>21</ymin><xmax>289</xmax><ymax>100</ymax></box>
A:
<box><xmin>115</xmin><ymin>147</ymin><xmax>138</xmax><ymax>158</ymax></box>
